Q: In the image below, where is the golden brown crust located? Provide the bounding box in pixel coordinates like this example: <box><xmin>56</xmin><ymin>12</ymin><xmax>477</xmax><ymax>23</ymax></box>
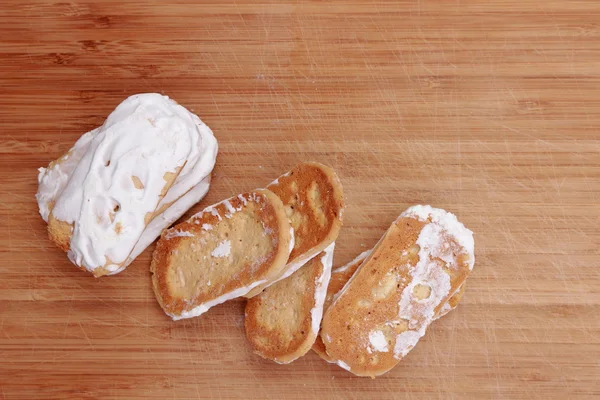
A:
<box><xmin>312</xmin><ymin>251</ymin><xmax>369</xmax><ymax>362</ymax></box>
<box><xmin>47</xmin><ymin>213</ymin><xmax>72</xmax><ymax>252</ymax></box>
<box><xmin>245</xmin><ymin>162</ymin><xmax>344</xmax><ymax>297</ymax></box>
<box><xmin>245</xmin><ymin>252</ymin><xmax>327</xmax><ymax>363</ymax></box>
<box><xmin>269</xmin><ymin>162</ymin><xmax>343</xmax><ymax>262</ymax></box>
<box><xmin>313</xmin><ymin>252</ymin><xmax>467</xmax><ymax>362</ymax></box>
<box><xmin>320</xmin><ymin>213</ymin><xmax>473</xmax><ymax>377</ymax></box>
<box><xmin>449</xmin><ymin>283</ymin><xmax>466</xmax><ymax>308</ymax></box>
<box><xmin>434</xmin><ymin>283</ymin><xmax>466</xmax><ymax>320</ymax></box>
<box><xmin>151</xmin><ymin>189</ymin><xmax>292</xmax><ymax>319</ymax></box>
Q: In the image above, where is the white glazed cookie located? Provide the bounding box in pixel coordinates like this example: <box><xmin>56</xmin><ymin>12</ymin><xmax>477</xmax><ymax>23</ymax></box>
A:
<box><xmin>320</xmin><ymin>205</ymin><xmax>474</xmax><ymax>377</ymax></box>
<box><xmin>312</xmin><ymin>249</ymin><xmax>467</xmax><ymax>363</ymax></box>
<box><xmin>37</xmin><ymin>93</ymin><xmax>218</xmax><ymax>276</ymax></box>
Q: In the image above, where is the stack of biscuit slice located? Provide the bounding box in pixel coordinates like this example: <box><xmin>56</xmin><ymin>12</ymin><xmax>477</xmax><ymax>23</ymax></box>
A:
<box><xmin>35</xmin><ymin>95</ymin><xmax>476</xmax><ymax>377</ymax></box>
<box><xmin>150</xmin><ymin>163</ymin><xmax>476</xmax><ymax>377</ymax></box>
<box><xmin>36</xmin><ymin>93</ymin><xmax>218</xmax><ymax>277</ymax></box>
<box><xmin>320</xmin><ymin>205</ymin><xmax>475</xmax><ymax>377</ymax></box>
<box><xmin>151</xmin><ymin>162</ymin><xmax>345</xmax><ymax>337</ymax></box>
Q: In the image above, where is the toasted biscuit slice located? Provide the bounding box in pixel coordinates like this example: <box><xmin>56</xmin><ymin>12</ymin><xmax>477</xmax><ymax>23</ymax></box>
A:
<box><xmin>245</xmin><ymin>243</ymin><xmax>335</xmax><ymax>364</ymax></box>
<box><xmin>320</xmin><ymin>205</ymin><xmax>474</xmax><ymax>377</ymax></box>
<box><xmin>313</xmin><ymin>251</ymin><xmax>466</xmax><ymax>362</ymax></box>
<box><xmin>312</xmin><ymin>250</ymin><xmax>370</xmax><ymax>362</ymax></box>
<box><xmin>245</xmin><ymin>162</ymin><xmax>344</xmax><ymax>297</ymax></box>
<box><xmin>151</xmin><ymin>189</ymin><xmax>293</xmax><ymax>320</ymax></box>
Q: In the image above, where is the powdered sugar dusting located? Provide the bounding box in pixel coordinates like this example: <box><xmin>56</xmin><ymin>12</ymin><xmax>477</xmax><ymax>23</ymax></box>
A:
<box><xmin>211</xmin><ymin>240</ymin><xmax>231</xmax><ymax>258</ymax></box>
<box><xmin>288</xmin><ymin>227</ymin><xmax>295</xmax><ymax>254</ymax></box>
<box><xmin>401</xmin><ymin>205</ymin><xmax>475</xmax><ymax>270</ymax></box>
<box><xmin>333</xmin><ymin>249</ymin><xmax>371</xmax><ymax>274</ymax></box>
<box><xmin>368</xmin><ymin>330</ymin><xmax>389</xmax><ymax>352</ymax></box>
<box><xmin>165</xmin><ymin>229</ymin><xmax>195</xmax><ymax>240</ymax></box>
<box><xmin>392</xmin><ymin>206</ymin><xmax>474</xmax><ymax>360</ymax></box>
<box><xmin>394</xmin><ymin>330</ymin><xmax>421</xmax><ymax>358</ymax></box>
<box><xmin>173</xmin><ymin>279</ymin><xmax>267</xmax><ymax>320</ymax></box>
<box><xmin>434</xmin><ymin>301</ymin><xmax>453</xmax><ymax>321</ymax></box>
<box><xmin>337</xmin><ymin>360</ymin><xmax>351</xmax><ymax>372</ymax></box>
<box><xmin>310</xmin><ymin>242</ymin><xmax>335</xmax><ymax>334</ymax></box>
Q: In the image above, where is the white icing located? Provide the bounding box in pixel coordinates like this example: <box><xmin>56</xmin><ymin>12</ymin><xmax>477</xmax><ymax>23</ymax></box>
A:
<box><xmin>288</xmin><ymin>226</ymin><xmax>295</xmax><ymax>254</ymax></box>
<box><xmin>392</xmin><ymin>205</ymin><xmax>474</xmax><ymax>360</ymax></box>
<box><xmin>336</xmin><ymin>360</ymin><xmax>351</xmax><ymax>372</ymax></box>
<box><xmin>202</xmin><ymin>223</ymin><xmax>213</xmax><ymax>231</ymax></box>
<box><xmin>434</xmin><ymin>301</ymin><xmax>453</xmax><ymax>321</ymax></box>
<box><xmin>211</xmin><ymin>240</ymin><xmax>231</xmax><ymax>258</ymax></box>
<box><xmin>172</xmin><ymin>279</ymin><xmax>267</xmax><ymax>320</ymax></box>
<box><xmin>310</xmin><ymin>242</ymin><xmax>335</xmax><ymax>334</ymax></box>
<box><xmin>433</xmin><ymin>284</ymin><xmax>463</xmax><ymax>321</ymax></box>
<box><xmin>164</xmin><ymin>229</ymin><xmax>195</xmax><ymax>240</ymax></box>
<box><xmin>369</xmin><ymin>330</ymin><xmax>389</xmax><ymax>353</ymax></box>
<box><xmin>39</xmin><ymin>93</ymin><xmax>217</xmax><ymax>274</ymax></box>
<box><xmin>36</xmin><ymin>128</ymin><xmax>98</xmax><ymax>222</ymax></box>
<box><xmin>223</xmin><ymin>200</ymin><xmax>237</xmax><ymax>216</ymax></box>
<box><xmin>332</xmin><ymin>249</ymin><xmax>371</xmax><ymax>274</ymax></box>
<box><xmin>393</xmin><ymin>330</ymin><xmax>421</xmax><ymax>358</ymax></box>
<box><xmin>126</xmin><ymin>176</ymin><xmax>211</xmax><ymax>266</ymax></box>
<box><xmin>330</xmin><ymin>250</ymin><xmax>375</xmax><ymax>306</ymax></box>
<box><xmin>401</xmin><ymin>205</ymin><xmax>475</xmax><ymax>270</ymax></box>
<box><xmin>267</xmin><ymin>171</ymin><xmax>290</xmax><ymax>188</ymax></box>
<box><xmin>207</xmin><ymin>207</ymin><xmax>222</xmax><ymax>221</ymax></box>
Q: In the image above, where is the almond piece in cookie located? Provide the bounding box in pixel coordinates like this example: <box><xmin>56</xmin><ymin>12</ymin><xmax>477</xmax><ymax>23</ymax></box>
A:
<box><xmin>320</xmin><ymin>205</ymin><xmax>475</xmax><ymax>377</ymax></box>
<box><xmin>245</xmin><ymin>162</ymin><xmax>344</xmax><ymax>297</ymax></box>
<box><xmin>151</xmin><ymin>189</ymin><xmax>293</xmax><ymax>320</ymax></box>
<box><xmin>245</xmin><ymin>243</ymin><xmax>335</xmax><ymax>364</ymax></box>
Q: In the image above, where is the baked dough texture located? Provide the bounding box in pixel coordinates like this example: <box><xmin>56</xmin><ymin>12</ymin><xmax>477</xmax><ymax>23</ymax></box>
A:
<box><xmin>245</xmin><ymin>243</ymin><xmax>335</xmax><ymax>364</ymax></box>
<box><xmin>320</xmin><ymin>205</ymin><xmax>474</xmax><ymax>377</ymax></box>
<box><xmin>151</xmin><ymin>190</ymin><xmax>293</xmax><ymax>320</ymax></box>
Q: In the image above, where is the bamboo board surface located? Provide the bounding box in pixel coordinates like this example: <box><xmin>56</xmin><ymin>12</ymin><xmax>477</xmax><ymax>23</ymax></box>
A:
<box><xmin>0</xmin><ymin>1</ymin><xmax>599</xmax><ymax>399</ymax></box>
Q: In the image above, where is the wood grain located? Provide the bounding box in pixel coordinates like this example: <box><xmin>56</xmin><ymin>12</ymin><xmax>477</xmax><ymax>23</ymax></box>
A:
<box><xmin>1</xmin><ymin>0</ymin><xmax>599</xmax><ymax>399</ymax></box>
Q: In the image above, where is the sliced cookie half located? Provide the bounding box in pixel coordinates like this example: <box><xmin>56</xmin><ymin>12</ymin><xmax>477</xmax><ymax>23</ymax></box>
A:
<box><xmin>320</xmin><ymin>205</ymin><xmax>474</xmax><ymax>377</ymax></box>
<box><xmin>151</xmin><ymin>189</ymin><xmax>293</xmax><ymax>320</ymax></box>
<box><xmin>245</xmin><ymin>162</ymin><xmax>344</xmax><ymax>297</ymax></box>
<box><xmin>312</xmin><ymin>250</ymin><xmax>370</xmax><ymax>362</ymax></box>
<box><xmin>245</xmin><ymin>243</ymin><xmax>335</xmax><ymax>363</ymax></box>
<box><xmin>312</xmin><ymin>251</ymin><xmax>467</xmax><ymax>362</ymax></box>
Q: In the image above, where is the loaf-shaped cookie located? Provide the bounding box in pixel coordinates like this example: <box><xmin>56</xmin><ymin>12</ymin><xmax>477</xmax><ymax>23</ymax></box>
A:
<box><xmin>151</xmin><ymin>190</ymin><xmax>293</xmax><ymax>320</ymax></box>
<box><xmin>244</xmin><ymin>243</ymin><xmax>335</xmax><ymax>364</ymax></box>
<box><xmin>320</xmin><ymin>205</ymin><xmax>474</xmax><ymax>377</ymax></box>
<box><xmin>312</xmin><ymin>250</ymin><xmax>467</xmax><ymax>362</ymax></box>
<box><xmin>245</xmin><ymin>162</ymin><xmax>344</xmax><ymax>297</ymax></box>
<box><xmin>38</xmin><ymin>93</ymin><xmax>217</xmax><ymax>276</ymax></box>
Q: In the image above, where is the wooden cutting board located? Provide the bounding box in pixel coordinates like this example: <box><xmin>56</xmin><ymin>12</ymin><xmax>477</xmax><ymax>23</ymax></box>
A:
<box><xmin>1</xmin><ymin>1</ymin><xmax>598</xmax><ymax>399</ymax></box>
